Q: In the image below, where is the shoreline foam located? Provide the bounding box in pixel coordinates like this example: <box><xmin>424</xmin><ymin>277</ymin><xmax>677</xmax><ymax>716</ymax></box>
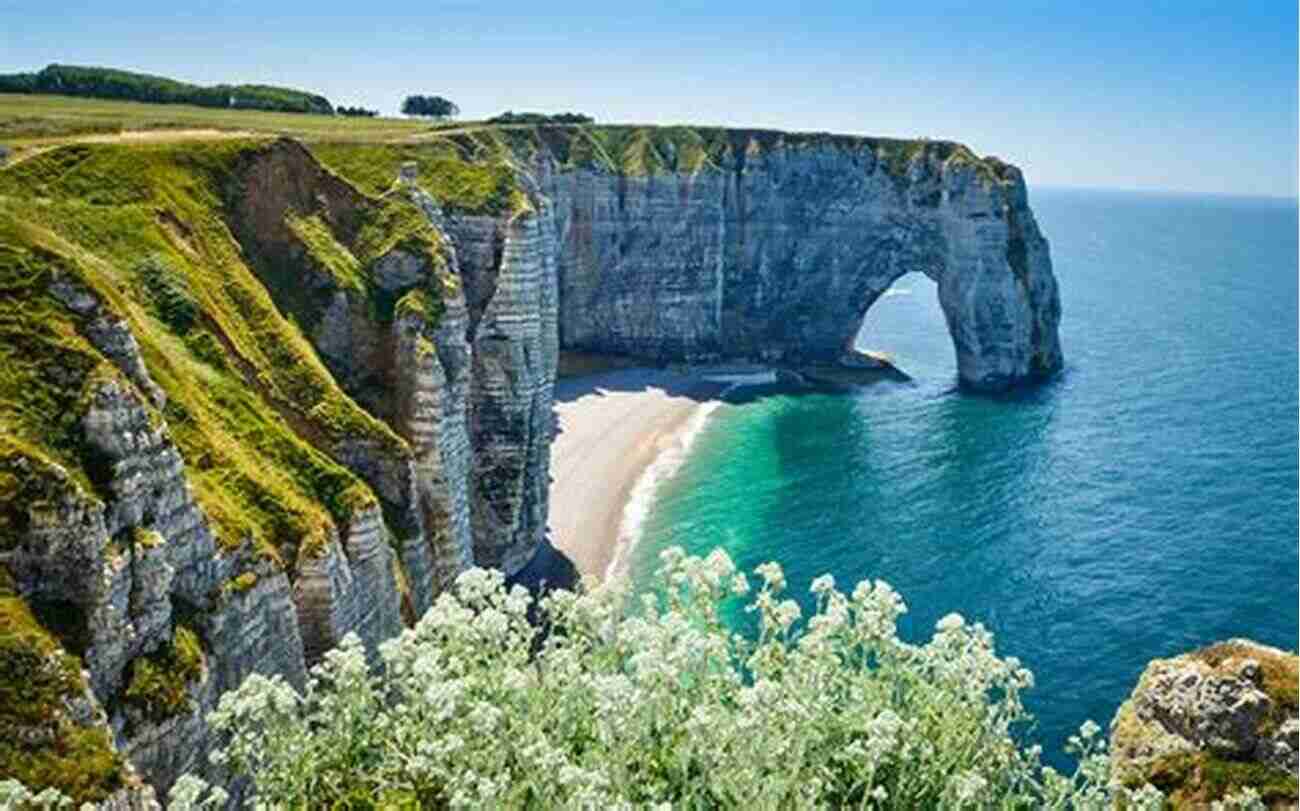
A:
<box><xmin>605</xmin><ymin>369</ymin><xmax>787</xmax><ymax>579</ymax></box>
<box><xmin>603</xmin><ymin>393</ymin><xmax>729</xmax><ymax>580</ymax></box>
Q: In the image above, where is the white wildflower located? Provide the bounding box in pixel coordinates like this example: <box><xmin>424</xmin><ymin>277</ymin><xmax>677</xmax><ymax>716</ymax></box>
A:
<box><xmin>143</xmin><ymin>545</ymin><xmax>1131</xmax><ymax>809</ymax></box>
<box><xmin>810</xmin><ymin>573</ymin><xmax>836</xmax><ymax>595</ymax></box>
<box><xmin>950</xmin><ymin>771</ymin><xmax>988</xmax><ymax>803</ymax></box>
<box><xmin>776</xmin><ymin>599</ymin><xmax>801</xmax><ymax>629</ymax></box>
<box><xmin>754</xmin><ymin>560</ymin><xmax>786</xmax><ymax>592</ymax></box>
<box><xmin>730</xmin><ymin>572</ymin><xmax>750</xmax><ymax>596</ymax></box>
<box><xmin>936</xmin><ymin>612</ymin><xmax>965</xmax><ymax>632</ymax></box>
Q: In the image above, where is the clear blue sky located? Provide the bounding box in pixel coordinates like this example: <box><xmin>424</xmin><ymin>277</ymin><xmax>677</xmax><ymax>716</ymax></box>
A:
<box><xmin>3</xmin><ymin>1</ymin><xmax>1296</xmax><ymax>196</ymax></box>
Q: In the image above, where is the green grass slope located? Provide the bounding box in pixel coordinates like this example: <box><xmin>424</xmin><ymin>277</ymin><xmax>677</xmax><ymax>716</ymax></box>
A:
<box><xmin>0</xmin><ymin>93</ymin><xmax>438</xmax><ymax>146</ymax></box>
<box><xmin>0</xmin><ymin>137</ymin><xmax>439</xmax><ymax>566</ymax></box>
<box><xmin>0</xmin><ymin>133</ymin><xmax>481</xmax><ymax>799</ymax></box>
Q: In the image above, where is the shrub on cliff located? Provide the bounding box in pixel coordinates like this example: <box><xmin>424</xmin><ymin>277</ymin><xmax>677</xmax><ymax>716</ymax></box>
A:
<box><xmin>149</xmin><ymin>548</ymin><xmax>1196</xmax><ymax>809</ymax></box>
<box><xmin>337</xmin><ymin>106</ymin><xmax>379</xmax><ymax>118</ymax></box>
<box><xmin>401</xmin><ymin>95</ymin><xmax>459</xmax><ymax>120</ymax></box>
<box><xmin>488</xmin><ymin>111</ymin><xmax>595</xmax><ymax>125</ymax></box>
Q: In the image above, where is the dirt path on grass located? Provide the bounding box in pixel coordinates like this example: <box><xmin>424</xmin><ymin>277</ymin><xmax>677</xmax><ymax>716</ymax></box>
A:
<box><xmin>1</xmin><ymin>129</ymin><xmax>264</xmax><ymax>172</ymax></box>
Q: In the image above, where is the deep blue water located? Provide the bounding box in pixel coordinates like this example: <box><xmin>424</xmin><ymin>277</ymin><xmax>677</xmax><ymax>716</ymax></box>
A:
<box><xmin>628</xmin><ymin>188</ymin><xmax>1299</xmax><ymax>769</ymax></box>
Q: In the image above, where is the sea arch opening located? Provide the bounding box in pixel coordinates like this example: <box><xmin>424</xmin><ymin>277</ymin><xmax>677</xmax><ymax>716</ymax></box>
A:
<box><xmin>852</xmin><ymin>272</ymin><xmax>957</xmax><ymax>384</ymax></box>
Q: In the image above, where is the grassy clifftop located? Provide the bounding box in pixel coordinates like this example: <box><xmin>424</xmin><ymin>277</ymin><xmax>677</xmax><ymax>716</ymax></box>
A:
<box><xmin>1</xmin><ymin>94</ymin><xmax>1016</xmax><ymax>187</ymax></box>
<box><xmin>491</xmin><ymin>124</ymin><xmax>985</xmax><ymax>176</ymax></box>
<box><xmin>0</xmin><ymin>93</ymin><xmax>434</xmax><ymax>143</ymax></box>
<box><xmin>311</xmin><ymin>141</ymin><xmax>526</xmax><ymax>216</ymax></box>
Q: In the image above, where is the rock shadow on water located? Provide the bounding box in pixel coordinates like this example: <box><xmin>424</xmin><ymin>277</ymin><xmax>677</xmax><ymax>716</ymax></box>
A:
<box><xmin>506</xmin><ymin>533</ymin><xmax>581</xmax><ymax>596</ymax></box>
<box><xmin>553</xmin><ymin>350</ymin><xmax>916</xmax><ymax>416</ymax></box>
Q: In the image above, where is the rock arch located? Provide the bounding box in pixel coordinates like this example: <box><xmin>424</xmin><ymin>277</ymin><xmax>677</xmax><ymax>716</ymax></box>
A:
<box><xmin>543</xmin><ymin>133</ymin><xmax>1063</xmax><ymax>391</ymax></box>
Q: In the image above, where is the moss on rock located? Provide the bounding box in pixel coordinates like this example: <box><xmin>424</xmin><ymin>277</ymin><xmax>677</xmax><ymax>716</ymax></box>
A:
<box><xmin>1194</xmin><ymin>640</ymin><xmax>1299</xmax><ymax>717</ymax></box>
<box><xmin>121</xmin><ymin>624</ymin><xmax>204</xmax><ymax>724</ymax></box>
<box><xmin>1113</xmin><ymin>639</ymin><xmax>1300</xmax><ymax>809</ymax></box>
<box><xmin>0</xmin><ymin>595</ymin><xmax>125</xmax><ymax>803</ymax></box>
<box><xmin>1140</xmin><ymin>751</ymin><xmax>1299</xmax><ymax>809</ymax></box>
<box><xmin>131</xmin><ymin>526</ymin><xmax>165</xmax><ymax>550</ymax></box>
<box><xmin>224</xmin><ymin>571</ymin><xmax>259</xmax><ymax>594</ymax></box>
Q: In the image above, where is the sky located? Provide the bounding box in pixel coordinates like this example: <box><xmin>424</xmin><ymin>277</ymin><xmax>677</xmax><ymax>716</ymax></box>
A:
<box><xmin>2</xmin><ymin>1</ymin><xmax>1297</xmax><ymax>197</ymax></box>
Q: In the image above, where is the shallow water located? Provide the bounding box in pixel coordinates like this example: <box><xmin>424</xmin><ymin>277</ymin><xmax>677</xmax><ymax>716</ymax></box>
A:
<box><xmin>626</xmin><ymin>188</ymin><xmax>1299</xmax><ymax>768</ymax></box>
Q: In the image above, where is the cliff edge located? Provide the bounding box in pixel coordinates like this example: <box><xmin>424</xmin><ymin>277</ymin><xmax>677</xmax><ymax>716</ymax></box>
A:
<box><xmin>321</xmin><ymin>125</ymin><xmax>1063</xmax><ymax>391</ymax></box>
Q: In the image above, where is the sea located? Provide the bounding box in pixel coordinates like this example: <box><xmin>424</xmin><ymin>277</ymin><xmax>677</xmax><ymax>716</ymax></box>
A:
<box><xmin>624</xmin><ymin>188</ymin><xmax>1299</xmax><ymax>770</ymax></box>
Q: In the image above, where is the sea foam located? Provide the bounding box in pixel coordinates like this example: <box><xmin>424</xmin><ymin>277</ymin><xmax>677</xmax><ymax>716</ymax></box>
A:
<box><xmin>603</xmin><ymin>369</ymin><xmax>780</xmax><ymax>580</ymax></box>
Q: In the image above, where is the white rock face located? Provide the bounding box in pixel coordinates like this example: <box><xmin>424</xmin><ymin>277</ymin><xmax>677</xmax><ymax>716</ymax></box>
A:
<box><xmin>533</xmin><ymin>136</ymin><xmax>1062</xmax><ymax>390</ymax></box>
<box><xmin>292</xmin><ymin>505</ymin><xmax>403</xmax><ymax>665</ymax></box>
<box><xmin>439</xmin><ymin>199</ymin><xmax>558</xmax><ymax>575</ymax></box>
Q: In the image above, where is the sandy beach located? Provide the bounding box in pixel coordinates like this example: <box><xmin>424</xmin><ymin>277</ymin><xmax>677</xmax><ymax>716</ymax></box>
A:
<box><xmin>546</xmin><ymin>368</ymin><xmax>728</xmax><ymax>582</ymax></box>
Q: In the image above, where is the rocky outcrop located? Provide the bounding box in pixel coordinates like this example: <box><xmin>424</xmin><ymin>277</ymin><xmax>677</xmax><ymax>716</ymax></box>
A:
<box><xmin>1111</xmin><ymin>639</ymin><xmax>1299</xmax><ymax>808</ymax></box>
<box><xmin>527</xmin><ymin>130</ymin><xmax>1061</xmax><ymax>391</ymax></box>
<box><xmin>395</xmin><ymin>179</ymin><xmax>477</xmax><ymax>606</ymax></box>
<box><xmin>439</xmin><ymin>194</ymin><xmax>557</xmax><ymax>575</ymax></box>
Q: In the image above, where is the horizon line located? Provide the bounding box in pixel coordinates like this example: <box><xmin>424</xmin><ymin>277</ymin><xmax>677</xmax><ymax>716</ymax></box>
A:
<box><xmin>1034</xmin><ymin>183</ymin><xmax>1298</xmax><ymax>202</ymax></box>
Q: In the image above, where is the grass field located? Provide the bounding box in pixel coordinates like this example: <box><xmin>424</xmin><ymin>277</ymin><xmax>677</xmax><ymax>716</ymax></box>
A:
<box><xmin>0</xmin><ymin>93</ymin><xmax>987</xmax><ymax>184</ymax></box>
<box><xmin>0</xmin><ymin>93</ymin><xmax>458</xmax><ymax>146</ymax></box>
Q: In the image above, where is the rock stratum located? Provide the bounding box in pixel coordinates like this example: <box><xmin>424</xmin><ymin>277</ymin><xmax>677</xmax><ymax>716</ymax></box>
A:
<box><xmin>0</xmin><ymin>124</ymin><xmax>1060</xmax><ymax>804</ymax></box>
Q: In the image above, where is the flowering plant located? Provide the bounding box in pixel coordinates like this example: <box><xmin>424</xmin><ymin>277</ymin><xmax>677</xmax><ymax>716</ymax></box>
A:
<box><xmin>7</xmin><ymin>548</ymin><xmax>1277</xmax><ymax>808</ymax></box>
<box><xmin>149</xmin><ymin>547</ymin><xmax>1191</xmax><ymax>809</ymax></box>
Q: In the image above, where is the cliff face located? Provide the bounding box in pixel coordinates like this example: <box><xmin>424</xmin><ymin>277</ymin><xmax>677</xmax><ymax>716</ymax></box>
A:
<box><xmin>521</xmin><ymin>127</ymin><xmax>1061</xmax><ymax>390</ymax></box>
<box><xmin>0</xmin><ymin>124</ymin><xmax>1059</xmax><ymax>804</ymax></box>
<box><xmin>438</xmin><ymin>202</ymin><xmax>557</xmax><ymax>574</ymax></box>
<box><xmin>0</xmin><ymin>137</ymin><xmax>555</xmax><ymax>803</ymax></box>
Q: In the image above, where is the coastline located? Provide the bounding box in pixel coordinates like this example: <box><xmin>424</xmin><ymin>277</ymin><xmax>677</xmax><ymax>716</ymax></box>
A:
<box><xmin>547</xmin><ymin>368</ymin><xmax>730</xmax><ymax>584</ymax></box>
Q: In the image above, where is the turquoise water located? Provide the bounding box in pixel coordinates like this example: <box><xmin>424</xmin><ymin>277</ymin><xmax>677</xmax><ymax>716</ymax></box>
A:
<box><xmin>627</xmin><ymin>188</ymin><xmax>1299</xmax><ymax>769</ymax></box>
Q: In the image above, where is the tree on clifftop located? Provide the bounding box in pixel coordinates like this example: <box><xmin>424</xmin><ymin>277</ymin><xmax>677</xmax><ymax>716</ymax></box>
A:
<box><xmin>401</xmin><ymin>94</ymin><xmax>459</xmax><ymax>120</ymax></box>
